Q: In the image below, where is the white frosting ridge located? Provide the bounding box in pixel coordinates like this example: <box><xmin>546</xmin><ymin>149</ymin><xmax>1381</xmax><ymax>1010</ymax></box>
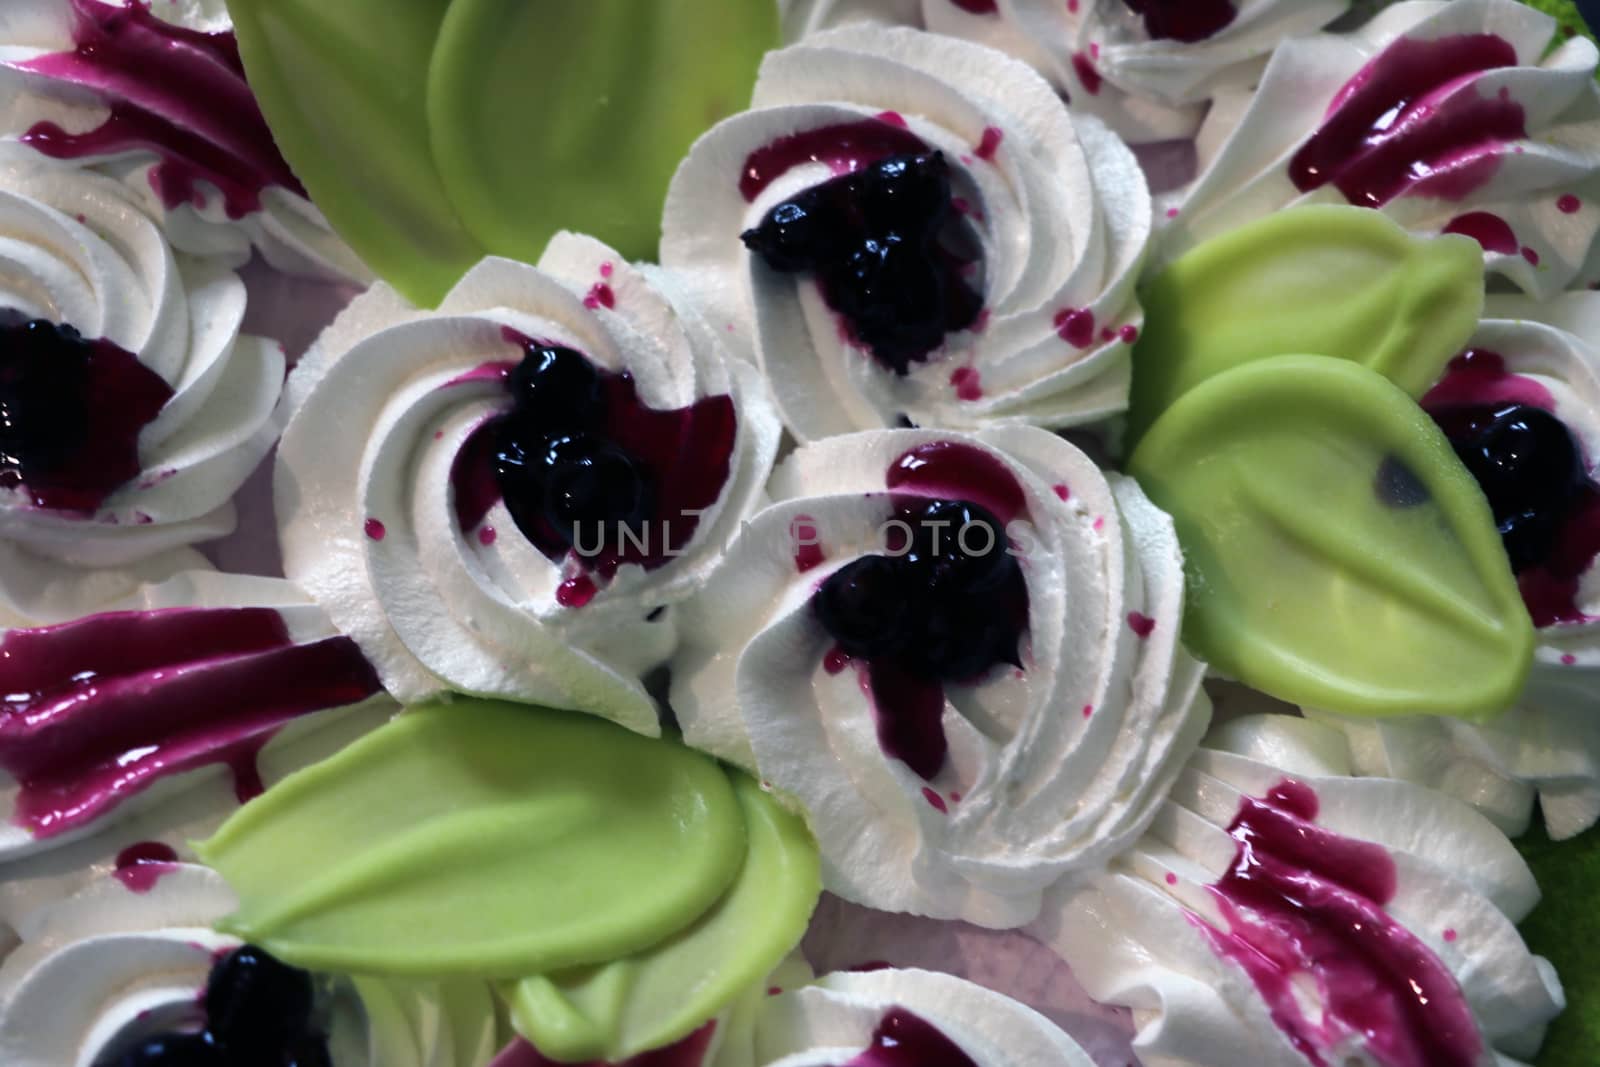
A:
<box><xmin>277</xmin><ymin>236</ymin><xmax>781</xmax><ymax>736</ymax></box>
<box><xmin>0</xmin><ymin>145</ymin><xmax>284</xmax><ymax>568</ymax></box>
<box><xmin>1034</xmin><ymin>714</ymin><xmax>1564</xmax><ymax>1067</ymax></box>
<box><xmin>1163</xmin><ymin>0</ymin><xmax>1600</xmax><ymax>299</ymax></box>
<box><xmin>708</xmin><ymin>967</ymin><xmax>1096</xmax><ymax>1067</ymax></box>
<box><xmin>671</xmin><ymin>426</ymin><xmax>1210</xmax><ymax>926</ymax></box>
<box><xmin>0</xmin><ymin>0</ymin><xmax>370</xmax><ymax>283</ymax></box>
<box><xmin>780</xmin><ymin>0</ymin><xmax>1348</xmax><ymax>144</ymax></box>
<box><xmin>0</xmin><ymin>863</ymin><xmax>496</xmax><ymax>1067</ymax></box>
<box><xmin>661</xmin><ymin>26</ymin><xmax>1151</xmax><ymax>438</ymax></box>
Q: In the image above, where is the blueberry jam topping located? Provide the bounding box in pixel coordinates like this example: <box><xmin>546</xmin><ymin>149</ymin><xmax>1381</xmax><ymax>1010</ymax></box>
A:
<box><xmin>1122</xmin><ymin>0</ymin><xmax>1238</xmax><ymax>43</ymax></box>
<box><xmin>114</xmin><ymin>945</ymin><xmax>328</xmax><ymax>1067</ymax></box>
<box><xmin>1434</xmin><ymin>402</ymin><xmax>1591</xmax><ymax>572</ymax></box>
<box><xmin>0</xmin><ymin>309</ymin><xmax>172</xmax><ymax>513</ymax></box>
<box><xmin>822</xmin><ymin>1007</ymin><xmax>980</xmax><ymax>1067</ymax></box>
<box><xmin>742</xmin><ymin>153</ymin><xmax>982</xmax><ymax>375</ymax></box>
<box><xmin>457</xmin><ymin>330</ymin><xmax>738</xmax><ymax>594</ymax></box>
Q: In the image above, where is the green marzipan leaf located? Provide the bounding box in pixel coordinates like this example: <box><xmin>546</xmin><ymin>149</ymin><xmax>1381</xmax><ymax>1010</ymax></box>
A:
<box><xmin>197</xmin><ymin>700</ymin><xmax>746</xmax><ymax>978</ymax></box>
<box><xmin>1128</xmin><ymin>205</ymin><xmax>1485</xmax><ymax>445</ymax></box>
<box><xmin>226</xmin><ymin>0</ymin><xmax>777</xmax><ymax>306</ymax></box>
<box><xmin>1130</xmin><ymin>354</ymin><xmax>1534</xmax><ymax>721</ymax></box>
<box><xmin>504</xmin><ymin>773</ymin><xmax>822</xmax><ymax>1062</ymax></box>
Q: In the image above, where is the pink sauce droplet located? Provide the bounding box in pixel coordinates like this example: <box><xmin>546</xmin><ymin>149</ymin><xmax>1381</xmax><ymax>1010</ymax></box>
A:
<box><xmin>1521</xmin><ymin>246</ymin><xmax>1540</xmax><ymax>266</ymax></box>
<box><xmin>1071</xmin><ymin>52</ymin><xmax>1103</xmax><ymax>95</ymax></box>
<box><xmin>1166</xmin><ymin>206</ymin><xmax>1180</xmax><ymax>219</ymax></box>
<box><xmin>1053</xmin><ymin>307</ymin><xmax>1097</xmax><ymax>348</ymax></box>
<box><xmin>1559</xmin><ymin>194</ymin><xmax>1583</xmax><ymax>213</ymax></box>
<box><xmin>363</xmin><ymin>517</ymin><xmax>386</xmax><ymax>541</ymax></box>
<box><xmin>876</xmin><ymin>110</ymin><xmax>908</xmax><ymax>128</ymax></box>
<box><xmin>1291</xmin><ymin>34</ymin><xmax>1524</xmax><ymax>208</ymax></box>
<box><xmin>1053</xmin><ymin>484</ymin><xmax>1071</xmax><ymax>501</ymax></box>
<box><xmin>478</xmin><ymin>525</ymin><xmax>497</xmax><ymax>547</ymax></box>
<box><xmin>793</xmin><ymin>515</ymin><xmax>825</xmax><ymax>572</ymax></box>
<box><xmin>947</xmin><ymin>0</ymin><xmax>998</xmax><ymax>11</ymax></box>
<box><xmin>974</xmin><ymin>126</ymin><xmax>1004</xmax><ymax>161</ymax></box>
<box><xmin>1444</xmin><ymin>928</ymin><xmax>1458</xmax><ymax>942</ymax></box>
<box><xmin>556</xmin><ymin>575</ymin><xmax>598</xmax><ymax>609</ymax></box>
<box><xmin>1082</xmin><ymin>704</ymin><xmax>1094</xmax><ymax>718</ymax></box>
<box><xmin>1092</xmin><ymin>516</ymin><xmax>1105</xmax><ymax>532</ymax></box>
<box><xmin>583</xmin><ymin>282</ymin><xmax>616</xmax><ymax>310</ymax></box>
<box><xmin>1194</xmin><ymin>780</ymin><xmax>1482</xmax><ymax>1067</ymax></box>
<box><xmin>823</xmin><ymin>646</ymin><xmax>853</xmax><ymax>675</ymax></box>
<box><xmin>113</xmin><ymin>841</ymin><xmax>179</xmax><ymax>893</ymax></box>
<box><xmin>950</xmin><ymin>791</ymin><xmax>962</xmax><ymax>803</ymax></box>
<box><xmin>950</xmin><ymin>366</ymin><xmax>983</xmax><ymax>401</ymax></box>
<box><xmin>1166</xmin><ymin>872</ymin><xmax>1179</xmax><ymax>886</ymax></box>
<box><xmin>1442</xmin><ymin>211</ymin><xmax>1518</xmax><ymax>254</ymax></box>
<box><xmin>1119</xmin><ymin>324</ymin><xmax>1141</xmax><ymax>345</ymax></box>
<box><xmin>600</xmin><ymin>261</ymin><xmax>615</xmax><ymax>278</ymax></box>
<box><xmin>1128</xmin><ymin>612</ymin><xmax>1156</xmax><ymax>638</ymax></box>
<box><xmin>13</xmin><ymin>0</ymin><xmax>306</xmax><ymax>219</ymax></box>
<box><xmin>1563</xmin><ymin>654</ymin><xmax>1578</xmax><ymax>666</ymax></box>
<box><xmin>922</xmin><ymin>787</ymin><xmax>949</xmax><ymax>813</ymax></box>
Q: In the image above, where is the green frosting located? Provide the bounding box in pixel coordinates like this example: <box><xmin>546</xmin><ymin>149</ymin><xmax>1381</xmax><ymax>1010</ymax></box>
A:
<box><xmin>198</xmin><ymin>699</ymin><xmax>822</xmax><ymax>1063</ymax></box>
<box><xmin>224</xmin><ymin>0</ymin><xmax>778</xmax><ymax>306</ymax></box>
<box><xmin>1127</xmin><ymin>206</ymin><xmax>1484</xmax><ymax>446</ymax></box>
<box><xmin>505</xmin><ymin>775</ymin><xmax>821</xmax><ymax>1062</ymax></box>
<box><xmin>1130</xmin><ymin>354</ymin><xmax>1534</xmax><ymax>720</ymax></box>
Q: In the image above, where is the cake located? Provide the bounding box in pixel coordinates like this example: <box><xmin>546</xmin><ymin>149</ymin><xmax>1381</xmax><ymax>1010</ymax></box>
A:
<box><xmin>0</xmin><ymin>1</ymin><xmax>1596</xmax><ymax>1066</ymax></box>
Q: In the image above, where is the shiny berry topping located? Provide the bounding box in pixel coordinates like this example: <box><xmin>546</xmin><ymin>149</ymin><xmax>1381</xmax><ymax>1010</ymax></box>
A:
<box><xmin>903</xmin><ymin>607</ymin><xmax>1023</xmax><ymax>683</ymax></box>
<box><xmin>815</xmin><ymin>555</ymin><xmax>916</xmax><ymax>659</ymax></box>
<box><xmin>541</xmin><ymin>433</ymin><xmax>654</xmax><ymax>548</ymax></box>
<box><xmin>507</xmin><ymin>343</ymin><xmax>604</xmax><ymax>430</ymax></box>
<box><xmin>114</xmin><ymin>1032</ymin><xmax>225</xmax><ymax>1067</ymax></box>
<box><xmin>899</xmin><ymin>499</ymin><xmax>1014</xmax><ymax>593</ymax></box>
<box><xmin>1122</xmin><ymin>0</ymin><xmax>1237</xmax><ymax>42</ymax></box>
<box><xmin>1440</xmin><ymin>403</ymin><xmax>1590</xmax><ymax>571</ymax></box>
<box><xmin>0</xmin><ymin>315</ymin><xmax>91</xmax><ymax>480</ymax></box>
<box><xmin>203</xmin><ymin>944</ymin><xmax>315</xmax><ymax>1051</ymax></box>
<box><xmin>742</xmin><ymin>153</ymin><xmax>980</xmax><ymax>374</ymax></box>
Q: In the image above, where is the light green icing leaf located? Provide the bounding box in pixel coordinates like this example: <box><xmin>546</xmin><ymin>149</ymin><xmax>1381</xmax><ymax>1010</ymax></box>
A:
<box><xmin>504</xmin><ymin>773</ymin><xmax>822</xmax><ymax>1062</ymax></box>
<box><xmin>349</xmin><ymin>977</ymin><xmax>500</xmax><ymax>1067</ymax></box>
<box><xmin>1128</xmin><ymin>205</ymin><xmax>1485</xmax><ymax>445</ymax></box>
<box><xmin>226</xmin><ymin>0</ymin><xmax>778</xmax><ymax>306</ymax></box>
<box><xmin>197</xmin><ymin>700</ymin><xmax>745</xmax><ymax>978</ymax></box>
<box><xmin>1130</xmin><ymin>354</ymin><xmax>1534</xmax><ymax>721</ymax></box>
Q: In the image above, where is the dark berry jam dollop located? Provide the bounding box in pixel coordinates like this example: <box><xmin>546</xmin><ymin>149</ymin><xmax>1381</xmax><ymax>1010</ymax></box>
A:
<box><xmin>0</xmin><ymin>309</ymin><xmax>172</xmax><ymax>513</ymax></box>
<box><xmin>814</xmin><ymin>495</ymin><xmax>1027</xmax><ymax>780</ymax></box>
<box><xmin>460</xmin><ymin>330</ymin><xmax>737</xmax><ymax>597</ymax></box>
<box><xmin>1122</xmin><ymin>0</ymin><xmax>1238</xmax><ymax>43</ymax></box>
<box><xmin>824</xmin><ymin>1008</ymin><xmax>981</xmax><ymax>1067</ymax></box>
<box><xmin>742</xmin><ymin>153</ymin><xmax>982</xmax><ymax>375</ymax></box>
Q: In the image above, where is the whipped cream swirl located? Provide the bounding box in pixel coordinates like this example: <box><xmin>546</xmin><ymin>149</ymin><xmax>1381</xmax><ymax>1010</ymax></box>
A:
<box><xmin>661</xmin><ymin>26</ymin><xmax>1151</xmax><ymax>439</ymax></box>
<box><xmin>707</xmin><ymin>967</ymin><xmax>1096</xmax><ymax>1067</ymax></box>
<box><xmin>0</xmin><ymin>145</ymin><xmax>285</xmax><ymax>568</ymax></box>
<box><xmin>0</xmin><ymin>564</ymin><xmax>392</xmax><ymax>898</ymax></box>
<box><xmin>0</xmin><ymin>864</ymin><xmax>498</xmax><ymax>1067</ymax></box>
<box><xmin>1164</xmin><ymin>0</ymin><xmax>1600</xmax><ymax>299</ymax></box>
<box><xmin>1035</xmin><ymin>714</ymin><xmax>1564</xmax><ymax>1067</ymax></box>
<box><xmin>671</xmin><ymin>426</ymin><xmax>1210</xmax><ymax>926</ymax></box>
<box><xmin>782</xmin><ymin>0</ymin><xmax>1350</xmax><ymax>144</ymax></box>
<box><xmin>277</xmin><ymin>236</ymin><xmax>781</xmax><ymax>736</ymax></box>
<box><xmin>1304</xmin><ymin>290</ymin><xmax>1600</xmax><ymax>841</ymax></box>
<box><xmin>0</xmin><ymin>0</ymin><xmax>369</xmax><ymax>282</ymax></box>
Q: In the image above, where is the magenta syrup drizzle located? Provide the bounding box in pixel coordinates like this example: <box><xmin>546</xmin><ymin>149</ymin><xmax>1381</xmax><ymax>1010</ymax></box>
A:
<box><xmin>833</xmin><ymin>1008</ymin><xmax>980</xmax><ymax>1067</ymax></box>
<box><xmin>113</xmin><ymin>840</ymin><xmax>179</xmax><ymax>893</ymax></box>
<box><xmin>0</xmin><ymin>607</ymin><xmax>382</xmax><ymax>837</ymax></box>
<box><xmin>1124</xmin><ymin>0</ymin><xmax>1238</xmax><ymax>43</ymax></box>
<box><xmin>1290</xmin><ymin>34</ymin><xmax>1524</xmax><ymax>208</ymax></box>
<box><xmin>500</xmin><ymin>1021</ymin><xmax>717</xmax><ymax>1067</ymax></box>
<box><xmin>0</xmin><ymin>328</ymin><xmax>172</xmax><ymax>514</ymax></box>
<box><xmin>1194</xmin><ymin>779</ymin><xmax>1481</xmax><ymax>1067</ymax></box>
<box><xmin>739</xmin><ymin>118</ymin><xmax>932</xmax><ymax>202</ymax></box>
<box><xmin>12</xmin><ymin>0</ymin><xmax>305</xmax><ymax>219</ymax></box>
<box><xmin>1422</xmin><ymin>350</ymin><xmax>1600</xmax><ymax>626</ymax></box>
<box><xmin>449</xmin><ymin>331</ymin><xmax>738</xmax><ymax>590</ymax></box>
<box><xmin>945</xmin><ymin>0</ymin><xmax>998</xmax><ymax>14</ymax></box>
<box><xmin>1443</xmin><ymin>211</ymin><xmax>1519</xmax><ymax>255</ymax></box>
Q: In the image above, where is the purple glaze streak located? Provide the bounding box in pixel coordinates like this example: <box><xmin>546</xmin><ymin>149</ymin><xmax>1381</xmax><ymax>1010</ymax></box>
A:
<box><xmin>1124</xmin><ymin>0</ymin><xmax>1238</xmax><ymax>43</ymax></box>
<box><xmin>740</xmin><ymin>119</ymin><xmax>931</xmax><ymax>203</ymax></box>
<box><xmin>1291</xmin><ymin>34</ymin><xmax>1524</xmax><ymax>209</ymax></box>
<box><xmin>12</xmin><ymin>0</ymin><xmax>305</xmax><ymax>219</ymax></box>
<box><xmin>1195</xmin><ymin>780</ymin><xmax>1482</xmax><ymax>1067</ymax></box>
<box><xmin>1423</xmin><ymin>350</ymin><xmax>1600</xmax><ymax>626</ymax></box>
<box><xmin>830</xmin><ymin>1008</ymin><xmax>980</xmax><ymax>1067</ymax></box>
<box><xmin>0</xmin><ymin>607</ymin><xmax>382</xmax><ymax>837</ymax></box>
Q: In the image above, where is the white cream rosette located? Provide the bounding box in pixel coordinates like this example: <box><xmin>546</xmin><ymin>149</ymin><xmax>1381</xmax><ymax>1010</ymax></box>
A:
<box><xmin>0</xmin><ymin>864</ymin><xmax>498</xmax><ymax>1067</ymax></box>
<box><xmin>1164</xmin><ymin>0</ymin><xmax>1600</xmax><ymax>299</ymax></box>
<box><xmin>707</xmin><ymin>968</ymin><xmax>1096</xmax><ymax>1067</ymax></box>
<box><xmin>1302</xmin><ymin>291</ymin><xmax>1600</xmax><ymax>841</ymax></box>
<box><xmin>277</xmin><ymin>235</ymin><xmax>781</xmax><ymax>737</ymax></box>
<box><xmin>0</xmin><ymin>146</ymin><xmax>284</xmax><ymax>568</ymax></box>
<box><xmin>0</xmin><ymin>0</ymin><xmax>369</xmax><ymax>283</ymax></box>
<box><xmin>1035</xmin><ymin>714</ymin><xmax>1564</xmax><ymax>1067</ymax></box>
<box><xmin>780</xmin><ymin>0</ymin><xmax>1348</xmax><ymax>144</ymax></box>
<box><xmin>671</xmin><ymin>426</ymin><xmax>1210</xmax><ymax>927</ymax></box>
<box><xmin>661</xmin><ymin>26</ymin><xmax>1151</xmax><ymax>439</ymax></box>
